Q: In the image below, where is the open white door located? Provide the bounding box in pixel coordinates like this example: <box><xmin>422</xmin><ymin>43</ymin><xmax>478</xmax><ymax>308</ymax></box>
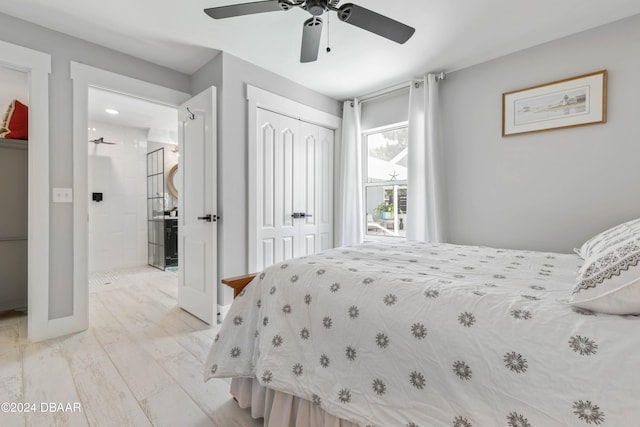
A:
<box><xmin>178</xmin><ymin>87</ymin><xmax>218</xmax><ymax>324</ymax></box>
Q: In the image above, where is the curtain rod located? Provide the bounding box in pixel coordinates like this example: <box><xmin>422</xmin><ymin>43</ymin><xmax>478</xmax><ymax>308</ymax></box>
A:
<box><xmin>359</xmin><ymin>82</ymin><xmax>410</xmax><ymax>104</ymax></box>
<box><xmin>358</xmin><ymin>72</ymin><xmax>446</xmax><ymax>105</ymax></box>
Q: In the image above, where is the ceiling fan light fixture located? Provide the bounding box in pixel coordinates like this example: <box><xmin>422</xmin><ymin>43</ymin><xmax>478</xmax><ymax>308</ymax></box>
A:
<box><xmin>306</xmin><ymin>0</ymin><xmax>327</xmax><ymax>16</ymax></box>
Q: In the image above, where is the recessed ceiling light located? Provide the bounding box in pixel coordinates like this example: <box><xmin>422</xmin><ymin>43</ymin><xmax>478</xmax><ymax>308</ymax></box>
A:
<box><xmin>105</xmin><ymin>109</ymin><xmax>119</xmax><ymax>115</ymax></box>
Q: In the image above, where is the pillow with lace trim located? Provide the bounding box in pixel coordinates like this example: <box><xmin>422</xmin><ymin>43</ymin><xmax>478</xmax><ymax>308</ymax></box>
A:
<box><xmin>571</xmin><ymin>219</ymin><xmax>640</xmax><ymax>314</ymax></box>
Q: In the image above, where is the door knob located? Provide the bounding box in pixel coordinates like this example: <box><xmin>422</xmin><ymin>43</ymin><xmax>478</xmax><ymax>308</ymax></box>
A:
<box><xmin>291</xmin><ymin>212</ymin><xmax>312</xmax><ymax>219</ymax></box>
<box><xmin>198</xmin><ymin>214</ymin><xmax>219</xmax><ymax>222</ymax></box>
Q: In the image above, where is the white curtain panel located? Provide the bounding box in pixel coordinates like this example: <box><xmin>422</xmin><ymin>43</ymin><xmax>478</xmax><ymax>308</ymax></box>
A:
<box><xmin>338</xmin><ymin>100</ymin><xmax>364</xmax><ymax>246</ymax></box>
<box><xmin>407</xmin><ymin>74</ymin><xmax>447</xmax><ymax>242</ymax></box>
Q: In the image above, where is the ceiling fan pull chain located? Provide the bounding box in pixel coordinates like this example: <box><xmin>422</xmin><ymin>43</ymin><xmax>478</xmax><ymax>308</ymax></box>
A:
<box><xmin>326</xmin><ymin>12</ymin><xmax>331</xmax><ymax>53</ymax></box>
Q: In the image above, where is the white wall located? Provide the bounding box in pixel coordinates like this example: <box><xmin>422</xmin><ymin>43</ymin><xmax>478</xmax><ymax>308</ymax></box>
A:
<box><xmin>0</xmin><ymin>12</ymin><xmax>190</xmax><ymax>319</ymax></box>
<box><xmin>0</xmin><ymin>66</ymin><xmax>27</xmax><ymax>112</ymax></box>
<box><xmin>441</xmin><ymin>14</ymin><xmax>640</xmax><ymax>253</ymax></box>
<box><xmin>191</xmin><ymin>52</ymin><xmax>341</xmax><ymax>306</ymax></box>
<box><xmin>87</xmin><ymin>122</ymin><xmax>147</xmax><ymax>272</ymax></box>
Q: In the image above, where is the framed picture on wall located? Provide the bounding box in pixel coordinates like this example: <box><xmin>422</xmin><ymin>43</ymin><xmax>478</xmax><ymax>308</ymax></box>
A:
<box><xmin>502</xmin><ymin>70</ymin><xmax>607</xmax><ymax>136</ymax></box>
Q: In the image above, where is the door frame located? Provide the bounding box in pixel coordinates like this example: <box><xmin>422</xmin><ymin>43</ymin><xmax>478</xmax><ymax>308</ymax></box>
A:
<box><xmin>0</xmin><ymin>41</ymin><xmax>51</xmax><ymax>342</ymax></box>
<box><xmin>71</xmin><ymin>63</ymin><xmax>190</xmax><ymax>335</ymax></box>
<box><xmin>246</xmin><ymin>85</ymin><xmax>341</xmax><ymax>272</ymax></box>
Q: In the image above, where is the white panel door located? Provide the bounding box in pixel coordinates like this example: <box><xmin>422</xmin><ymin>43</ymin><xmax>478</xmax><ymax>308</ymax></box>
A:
<box><xmin>297</xmin><ymin>121</ymin><xmax>318</xmax><ymax>257</ymax></box>
<box><xmin>254</xmin><ymin>108</ymin><xmax>334</xmax><ymax>271</ymax></box>
<box><xmin>317</xmin><ymin>125</ymin><xmax>334</xmax><ymax>252</ymax></box>
<box><xmin>178</xmin><ymin>87</ymin><xmax>218</xmax><ymax>324</ymax></box>
<box><xmin>256</xmin><ymin>109</ymin><xmax>299</xmax><ymax>269</ymax></box>
<box><xmin>279</xmin><ymin>115</ymin><xmax>301</xmax><ymax>262</ymax></box>
<box><xmin>298</xmin><ymin>121</ymin><xmax>334</xmax><ymax>256</ymax></box>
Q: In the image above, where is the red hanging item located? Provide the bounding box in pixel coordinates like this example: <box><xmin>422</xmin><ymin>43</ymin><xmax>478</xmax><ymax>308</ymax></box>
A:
<box><xmin>0</xmin><ymin>99</ymin><xmax>28</xmax><ymax>140</ymax></box>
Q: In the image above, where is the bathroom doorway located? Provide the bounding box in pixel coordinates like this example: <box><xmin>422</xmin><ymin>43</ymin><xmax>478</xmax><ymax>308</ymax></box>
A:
<box><xmin>86</xmin><ymin>87</ymin><xmax>179</xmax><ymax>280</ymax></box>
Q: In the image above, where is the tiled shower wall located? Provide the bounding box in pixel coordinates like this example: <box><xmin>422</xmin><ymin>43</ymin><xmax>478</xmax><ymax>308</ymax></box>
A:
<box><xmin>88</xmin><ymin>121</ymin><xmax>148</xmax><ymax>272</ymax></box>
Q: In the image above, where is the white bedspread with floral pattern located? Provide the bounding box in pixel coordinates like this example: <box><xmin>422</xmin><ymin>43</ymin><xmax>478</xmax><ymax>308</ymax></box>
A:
<box><xmin>204</xmin><ymin>241</ymin><xmax>640</xmax><ymax>426</ymax></box>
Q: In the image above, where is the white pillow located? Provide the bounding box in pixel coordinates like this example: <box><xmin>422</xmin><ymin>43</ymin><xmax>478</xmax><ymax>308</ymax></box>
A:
<box><xmin>570</xmin><ymin>219</ymin><xmax>640</xmax><ymax>314</ymax></box>
<box><xmin>576</xmin><ymin>218</ymin><xmax>640</xmax><ymax>259</ymax></box>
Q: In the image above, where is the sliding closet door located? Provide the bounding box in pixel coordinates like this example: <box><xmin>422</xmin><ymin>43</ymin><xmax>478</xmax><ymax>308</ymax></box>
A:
<box><xmin>254</xmin><ymin>108</ymin><xmax>334</xmax><ymax>271</ymax></box>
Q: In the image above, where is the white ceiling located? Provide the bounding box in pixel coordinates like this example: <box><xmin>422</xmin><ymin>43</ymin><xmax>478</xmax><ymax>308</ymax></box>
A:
<box><xmin>88</xmin><ymin>88</ymin><xmax>177</xmax><ymax>142</ymax></box>
<box><xmin>1</xmin><ymin>0</ymin><xmax>640</xmax><ymax>99</ymax></box>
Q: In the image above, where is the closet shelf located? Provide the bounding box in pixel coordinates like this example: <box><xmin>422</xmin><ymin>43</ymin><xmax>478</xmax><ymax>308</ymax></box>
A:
<box><xmin>0</xmin><ymin>138</ymin><xmax>28</xmax><ymax>150</ymax></box>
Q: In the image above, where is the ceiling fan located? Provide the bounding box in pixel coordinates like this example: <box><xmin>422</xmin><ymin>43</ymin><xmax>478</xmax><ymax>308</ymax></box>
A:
<box><xmin>90</xmin><ymin>137</ymin><xmax>117</xmax><ymax>145</ymax></box>
<box><xmin>204</xmin><ymin>0</ymin><xmax>415</xmax><ymax>63</ymax></box>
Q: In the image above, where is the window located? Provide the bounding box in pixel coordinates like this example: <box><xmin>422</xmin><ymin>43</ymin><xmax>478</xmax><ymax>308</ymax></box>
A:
<box><xmin>363</xmin><ymin>124</ymin><xmax>408</xmax><ymax>238</ymax></box>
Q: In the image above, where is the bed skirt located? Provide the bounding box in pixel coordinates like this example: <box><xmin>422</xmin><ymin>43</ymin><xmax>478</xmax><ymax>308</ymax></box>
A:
<box><xmin>230</xmin><ymin>378</ymin><xmax>360</xmax><ymax>427</ymax></box>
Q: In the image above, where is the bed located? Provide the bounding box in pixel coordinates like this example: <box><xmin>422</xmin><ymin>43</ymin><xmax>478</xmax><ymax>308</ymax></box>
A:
<box><xmin>204</xmin><ymin>224</ymin><xmax>640</xmax><ymax>426</ymax></box>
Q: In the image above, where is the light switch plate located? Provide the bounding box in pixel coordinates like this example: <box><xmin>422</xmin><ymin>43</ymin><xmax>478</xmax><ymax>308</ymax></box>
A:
<box><xmin>53</xmin><ymin>187</ymin><xmax>73</xmax><ymax>203</ymax></box>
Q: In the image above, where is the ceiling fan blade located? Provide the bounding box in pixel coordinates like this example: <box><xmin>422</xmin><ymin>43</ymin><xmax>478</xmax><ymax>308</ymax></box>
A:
<box><xmin>337</xmin><ymin>3</ymin><xmax>415</xmax><ymax>44</ymax></box>
<box><xmin>300</xmin><ymin>17</ymin><xmax>323</xmax><ymax>63</ymax></box>
<box><xmin>204</xmin><ymin>0</ymin><xmax>284</xmax><ymax>19</ymax></box>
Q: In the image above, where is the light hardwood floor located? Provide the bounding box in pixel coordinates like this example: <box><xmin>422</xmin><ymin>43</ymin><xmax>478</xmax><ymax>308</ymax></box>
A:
<box><xmin>0</xmin><ymin>266</ymin><xmax>263</xmax><ymax>427</ymax></box>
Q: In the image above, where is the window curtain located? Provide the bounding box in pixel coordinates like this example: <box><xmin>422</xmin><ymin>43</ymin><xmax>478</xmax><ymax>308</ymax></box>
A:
<box><xmin>407</xmin><ymin>74</ymin><xmax>447</xmax><ymax>242</ymax></box>
<box><xmin>337</xmin><ymin>99</ymin><xmax>364</xmax><ymax>246</ymax></box>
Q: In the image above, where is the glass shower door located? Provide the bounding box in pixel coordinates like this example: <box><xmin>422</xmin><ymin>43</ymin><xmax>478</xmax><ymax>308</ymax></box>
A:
<box><xmin>147</xmin><ymin>148</ymin><xmax>165</xmax><ymax>270</ymax></box>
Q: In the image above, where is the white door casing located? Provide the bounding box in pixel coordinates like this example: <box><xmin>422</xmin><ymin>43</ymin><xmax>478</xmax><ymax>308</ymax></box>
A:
<box><xmin>253</xmin><ymin>107</ymin><xmax>334</xmax><ymax>271</ymax></box>
<box><xmin>0</xmin><ymin>41</ymin><xmax>50</xmax><ymax>342</ymax></box>
<box><xmin>177</xmin><ymin>87</ymin><xmax>218</xmax><ymax>324</ymax></box>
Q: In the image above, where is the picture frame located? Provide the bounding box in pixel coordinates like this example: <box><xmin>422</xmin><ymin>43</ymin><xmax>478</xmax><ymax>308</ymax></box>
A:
<box><xmin>502</xmin><ymin>70</ymin><xmax>607</xmax><ymax>137</ymax></box>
